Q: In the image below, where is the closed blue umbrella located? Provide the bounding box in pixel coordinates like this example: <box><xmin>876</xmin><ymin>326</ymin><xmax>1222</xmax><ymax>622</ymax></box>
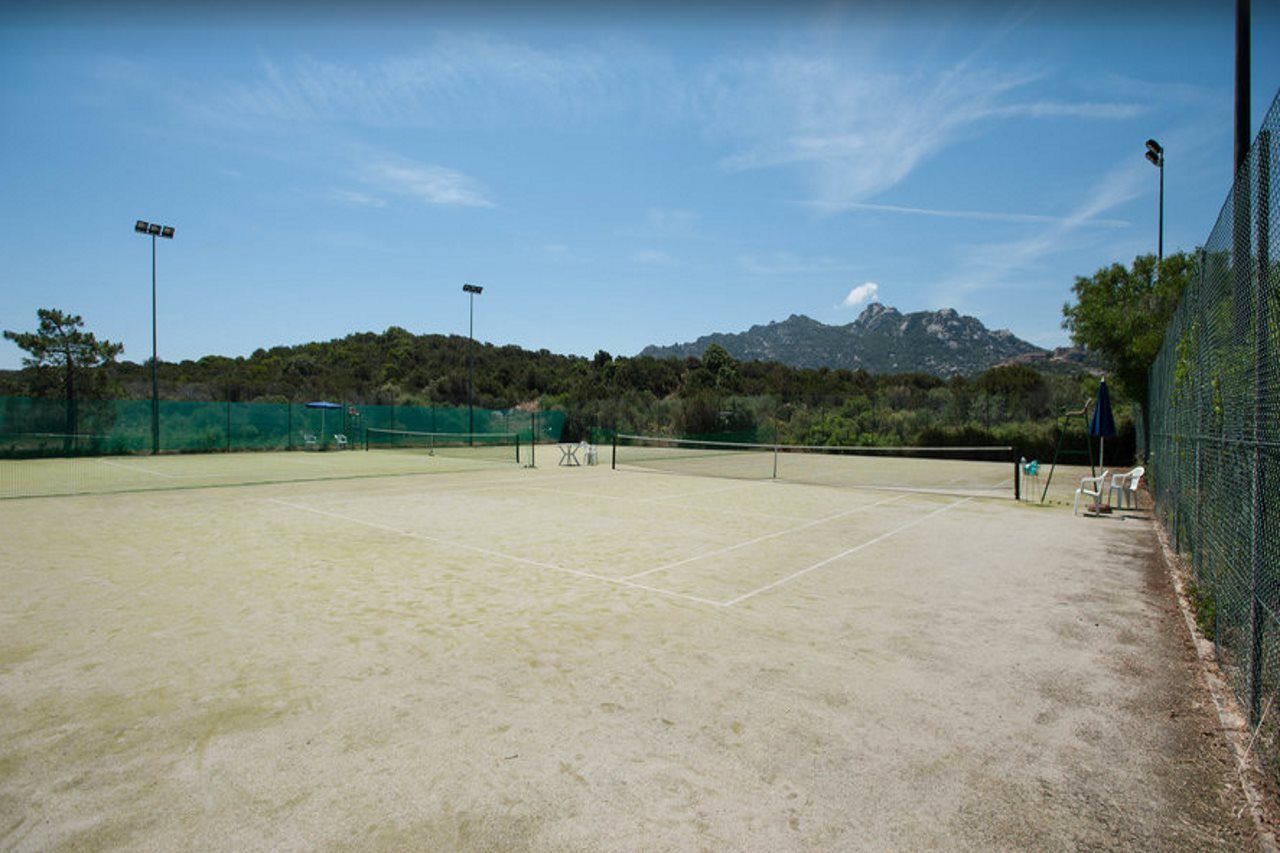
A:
<box><xmin>1089</xmin><ymin>379</ymin><xmax>1117</xmax><ymax>506</ymax></box>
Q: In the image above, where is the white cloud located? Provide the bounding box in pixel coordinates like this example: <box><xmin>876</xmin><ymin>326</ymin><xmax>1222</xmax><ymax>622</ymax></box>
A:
<box><xmin>364</xmin><ymin>161</ymin><xmax>493</xmax><ymax>208</ymax></box>
<box><xmin>841</xmin><ymin>282</ymin><xmax>880</xmax><ymax>308</ymax></box>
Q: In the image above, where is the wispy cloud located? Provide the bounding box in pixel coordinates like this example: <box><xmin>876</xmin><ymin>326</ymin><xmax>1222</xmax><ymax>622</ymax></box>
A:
<box><xmin>363</xmin><ymin>160</ymin><xmax>493</xmax><ymax>208</ymax></box>
<box><xmin>705</xmin><ymin>27</ymin><xmax>1140</xmax><ymax>206</ymax></box>
<box><xmin>979</xmin><ymin>100</ymin><xmax>1148</xmax><ymax>120</ymax></box>
<box><xmin>739</xmin><ymin>252</ymin><xmax>859</xmax><ymax>277</ymax></box>
<box><xmin>332</xmin><ymin>188</ymin><xmax>386</xmax><ymax>208</ymax></box>
<box><xmin>802</xmin><ymin>200</ymin><xmax>1129</xmax><ymax>227</ymax></box>
<box><xmin>841</xmin><ymin>282</ymin><xmax>880</xmax><ymax>308</ymax></box>
<box><xmin>211</xmin><ymin>36</ymin><xmax>677</xmax><ymax>129</ymax></box>
<box><xmin>929</xmin><ymin>157</ymin><xmax>1148</xmax><ymax>307</ymax></box>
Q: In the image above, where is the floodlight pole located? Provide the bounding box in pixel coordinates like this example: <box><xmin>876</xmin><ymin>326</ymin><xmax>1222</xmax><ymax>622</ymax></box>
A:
<box><xmin>151</xmin><ymin>233</ymin><xmax>158</xmax><ymax>454</ymax></box>
<box><xmin>136</xmin><ymin>219</ymin><xmax>174</xmax><ymax>454</ymax></box>
<box><xmin>463</xmin><ymin>283</ymin><xmax>483</xmax><ymax>444</ymax></box>
<box><xmin>1156</xmin><ymin>154</ymin><xmax>1163</xmax><ymax>264</ymax></box>
<box><xmin>1145</xmin><ymin>139</ymin><xmax>1164</xmax><ymax>269</ymax></box>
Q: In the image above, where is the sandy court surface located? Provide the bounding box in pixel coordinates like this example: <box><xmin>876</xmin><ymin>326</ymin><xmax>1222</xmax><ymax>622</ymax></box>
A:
<box><xmin>0</xmin><ymin>459</ymin><xmax>1256</xmax><ymax>850</ymax></box>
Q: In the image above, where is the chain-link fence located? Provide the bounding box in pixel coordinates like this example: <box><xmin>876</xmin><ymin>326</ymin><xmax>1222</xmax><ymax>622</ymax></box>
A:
<box><xmin>1148</xmin><ymin>90</ymin><xmax>1279</xmax><ymax>771</ymax></box>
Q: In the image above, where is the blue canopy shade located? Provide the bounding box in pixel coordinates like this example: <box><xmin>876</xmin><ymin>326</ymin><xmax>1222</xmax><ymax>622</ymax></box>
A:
<box><xmin>306</xmin><ymin>401</ymin><xmax>342</xmax><ymax>410</ymax></box>
<box><xmin>1089</xmin><ymin>380</ymin><xmax>1116</xmax><ymax>438</ymax></box>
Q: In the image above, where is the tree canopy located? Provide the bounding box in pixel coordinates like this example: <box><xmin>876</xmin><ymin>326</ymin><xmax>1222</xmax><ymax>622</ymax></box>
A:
<box><xmin>4</xmin><ymin>308</ymin><xmax>123</xmax><ymax>402</ymax></box>
<box><xmin>1062</xmin><ymin>252</ymin><xmax>1194</xmax><ymax>446</ymax></box>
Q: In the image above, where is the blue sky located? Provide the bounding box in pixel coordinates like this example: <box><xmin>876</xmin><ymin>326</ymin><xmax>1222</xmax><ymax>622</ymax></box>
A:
<box><xmin>2</xmin><ymin>1</ymin><xmax>1279</xmax><ymax>370</ymax></box>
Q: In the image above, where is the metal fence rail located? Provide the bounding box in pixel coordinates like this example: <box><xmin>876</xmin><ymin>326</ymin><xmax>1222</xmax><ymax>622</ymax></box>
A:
<box><xmin>1148</xmin><ymin>89</ymin><xmax>1279</xmax><ymax>771</ymax></box>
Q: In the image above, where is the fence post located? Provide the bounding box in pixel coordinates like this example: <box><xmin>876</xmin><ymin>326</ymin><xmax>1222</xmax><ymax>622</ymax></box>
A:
<box><xmin>226</xmin><ymin>401</ymin><xmax>232</xmax><ymax>453</ymax></box>
<box><xmin>1248</xmin><ymin>129</ymin><xmax>1271</xmax><ymax>719</ymax></box>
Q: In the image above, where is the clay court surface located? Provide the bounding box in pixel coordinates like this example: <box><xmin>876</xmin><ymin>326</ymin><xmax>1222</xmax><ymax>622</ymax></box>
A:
<box><xmin>0</xmin><ymin>450</ymin><xmax>1259</xmax><ymax>850</ymax></box>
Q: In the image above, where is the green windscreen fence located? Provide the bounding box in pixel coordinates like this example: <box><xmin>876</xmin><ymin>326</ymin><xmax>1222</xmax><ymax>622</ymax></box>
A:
<box><xmin>0</xmin><ymin>397</ymin><xmax>564</xmax><ymax>459</ymax></box>
<box><xmin>1147</xmin><ymin>91</ymin><xmax>1278</xmax><ymax>773</ymax></box>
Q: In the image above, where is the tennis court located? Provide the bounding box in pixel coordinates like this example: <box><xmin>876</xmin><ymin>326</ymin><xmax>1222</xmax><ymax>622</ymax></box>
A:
<box><xmin>0</xmin><ymin>450</ymin><xmax>1255</xmax><ymax>849</ymax></box>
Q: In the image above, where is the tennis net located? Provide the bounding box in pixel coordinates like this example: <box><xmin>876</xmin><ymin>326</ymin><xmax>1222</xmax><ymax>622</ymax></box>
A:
<box><xmin>612</xmin><ymin>434</ymin><xmax>1017</xmax><ymax>498</ymax></box>
<box><xmin>365</xmin><ymin>428</ymin><xmax>521</xmax><ymax>465</ymax></box>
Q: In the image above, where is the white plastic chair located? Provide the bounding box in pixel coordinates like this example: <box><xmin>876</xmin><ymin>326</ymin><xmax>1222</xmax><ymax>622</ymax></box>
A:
<box><xmin>1074</xmin><ymin>470</ymin><xmax>1110</xmax><ymax>516</ymax></box>
<box><xmin>302</xmin><ymin>432</ymin><xmax>318</xmax><ymax>449</ymax></box>
<box><xmin>580</xmin><ymin>441</ymin><xmax>598</xmax><ymax>466</ymax></box>
<box><xmin>1108</xmin><ymin>466</ymin><xmax>1145</xmax><ymax>510</ymax></box>
<box><xmin>333</xmin><ymin>433</ymin><xmax>348</xmax><ymax>450</ymax></box>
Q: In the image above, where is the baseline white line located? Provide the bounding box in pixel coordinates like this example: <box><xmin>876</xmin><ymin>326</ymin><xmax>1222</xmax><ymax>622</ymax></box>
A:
<box><xmin>97</xmin><ymin>459</ymin><xmax>178</xmax><ymax>478</ymax></box>
<box><xmin>724</xmin><ymin>497</ymin><xmax>973</xmax><ymax>606</ymax></box>
<box><xmin>623</xmin><ymin>493</ymin><xmax>909</xmax><ymax>580</ymax></box>
<box><xmin>266</xmin><ymin>498</ymin><xmax>726</xmax><ymax>608</ymax></box>
<box><xmin>510</xmin><ymin>484</ymin><xmax>812</xmax><ymax>522</ymax></box>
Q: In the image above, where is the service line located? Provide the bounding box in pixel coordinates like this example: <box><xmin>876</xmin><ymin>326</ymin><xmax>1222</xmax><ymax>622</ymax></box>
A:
<box><xmin>724</xmin><ymin>497</ymin><xmax>972</xmax><ymax>606</ymax></box>
<box><xmin>623</xmin><ymin>492</ymin><xmax>909</xmax><ymax>581</ymax></box>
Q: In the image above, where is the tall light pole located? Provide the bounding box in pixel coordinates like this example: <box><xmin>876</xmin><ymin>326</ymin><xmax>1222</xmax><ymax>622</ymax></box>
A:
<box><xmin>462</xmin><ymin>283</ymin><xmax>483</xmax><ymax>441</ymax></box>
<box><xmin>135</xmin><ymin>220</ymin><xmax>175</xmax><ymax>455</ymax></box>
<box><xmin>1144</xmin><ymin>139</ymin><xmax>1164</xmax><ymax>267</ymax></box>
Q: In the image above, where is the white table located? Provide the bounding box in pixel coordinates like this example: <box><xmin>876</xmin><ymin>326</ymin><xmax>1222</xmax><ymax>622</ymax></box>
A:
<box><xmin>558</xmin><ymin>443</ymin><xmax>581</xmax><ymax>466</ymax></box>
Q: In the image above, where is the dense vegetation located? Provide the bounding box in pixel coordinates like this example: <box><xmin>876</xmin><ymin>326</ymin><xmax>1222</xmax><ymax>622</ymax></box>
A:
<box><xmin>1</xmin><ymin>322</ymin><xmax>1131</xmax><ymax>463</ymax></box>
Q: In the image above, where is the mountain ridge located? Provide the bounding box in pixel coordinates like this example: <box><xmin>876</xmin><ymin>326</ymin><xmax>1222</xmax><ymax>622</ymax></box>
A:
<box><xmin>639</xmin><ymin>303</ymin><xmax>1049</xmax><ymax>376</ymax></box>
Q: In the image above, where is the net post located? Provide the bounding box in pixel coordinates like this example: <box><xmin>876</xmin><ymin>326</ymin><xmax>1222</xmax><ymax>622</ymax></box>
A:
<box><xmin>516</xmin><ymin>434</ymin><xmax>521</xmax><ymax>466</ymax></box>
<box><xmin>531</xmin><ymin>410</ymin><xmax>537</xmax><ymax>468</ymax></box>
<box><xmin>772</xmin><ymin>442</ymin><xmax>779</xmax><ymax>479</ymax></box>
<box><xmin>1014</xmin><ymin>454</ymin><xmax>1021</xmax><ymax>501</ymax></box>
<box><xmin>612</xmin><ymin>432</ymin><xmax>617</xmax><ymax>470</ymax></box>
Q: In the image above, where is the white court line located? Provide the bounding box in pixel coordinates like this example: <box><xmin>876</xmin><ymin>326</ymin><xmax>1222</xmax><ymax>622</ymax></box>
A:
<box><xmin>623</xmin><ymin>493</ymin><xmax>908</xmax><ymax>580</ymax></box>
<box><xmin>97</xmin><ymin>459</ymin><xmax>178</xmax><ymax>478</ymax></box>
<box><xmin>265</xmin><ymin>498</ymin><xmax>727</xmax><ymax>608</ymax></box>
<box><xmin>510</xmin><ymin>484</ymin><xmax>813</xmax><ymax>523</ymax></box>
<box><xmin>724</xmin><ymin>497</ymin><xmax>972</xmax><ymax>606</ymax></box>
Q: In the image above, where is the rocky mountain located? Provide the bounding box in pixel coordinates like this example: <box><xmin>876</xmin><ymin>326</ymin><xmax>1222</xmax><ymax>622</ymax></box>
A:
<box><xmin>639</xmin><ymin>303</ymin><xmax>1046</xmax><ymax>376</ymax></box>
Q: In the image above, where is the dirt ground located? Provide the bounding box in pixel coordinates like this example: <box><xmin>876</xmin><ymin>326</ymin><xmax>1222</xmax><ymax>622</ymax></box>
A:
<box><xmin>0</xmin><ymin>458</ymin><xmax>1262</xmax><ymax>850</ymax></box>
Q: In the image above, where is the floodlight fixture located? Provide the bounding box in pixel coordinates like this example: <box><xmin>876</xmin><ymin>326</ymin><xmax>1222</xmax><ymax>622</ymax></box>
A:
<box><xmin>134</xmin><ymin>218</ymin><xmax>177</xmax><ymax>454</ymax></box>
<box><xmin>463</xmin><ymin>283</ymin><xmax>483</xmax><ymax>294</ymax></box>
<box><xmin>1143</xmin><ymin>139</ymin><xmax>1164</xmax><ymax>266</ymax></box>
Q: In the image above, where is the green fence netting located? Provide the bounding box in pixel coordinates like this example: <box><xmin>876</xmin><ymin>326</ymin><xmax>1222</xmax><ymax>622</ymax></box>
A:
<box><xmin>0</xmin><ymin>397</ymin><xmax>565</xmax><ymax>458</ymax></box>
<box><xmin>1148</xmin><ymin>90</ymin><xmax>1279</xmax><ymax>773</ymax></box>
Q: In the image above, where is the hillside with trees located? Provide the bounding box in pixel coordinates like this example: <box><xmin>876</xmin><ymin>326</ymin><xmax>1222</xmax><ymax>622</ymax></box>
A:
<box><xmin>1</xmin><ymin>316</ymin><xmax>1132</xmax><ymax>462</ymax></box>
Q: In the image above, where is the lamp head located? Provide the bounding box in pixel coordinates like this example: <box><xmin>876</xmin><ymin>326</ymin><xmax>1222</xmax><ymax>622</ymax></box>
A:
<box><xmin>135</xmin><ymin>220</ymin><xmax>149</xmax><ymax>233</ymax></box>
<box><xmin>462</xmin><ymin>283</ymin><xmax>483</xmax><ymax>295</ymax></box>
